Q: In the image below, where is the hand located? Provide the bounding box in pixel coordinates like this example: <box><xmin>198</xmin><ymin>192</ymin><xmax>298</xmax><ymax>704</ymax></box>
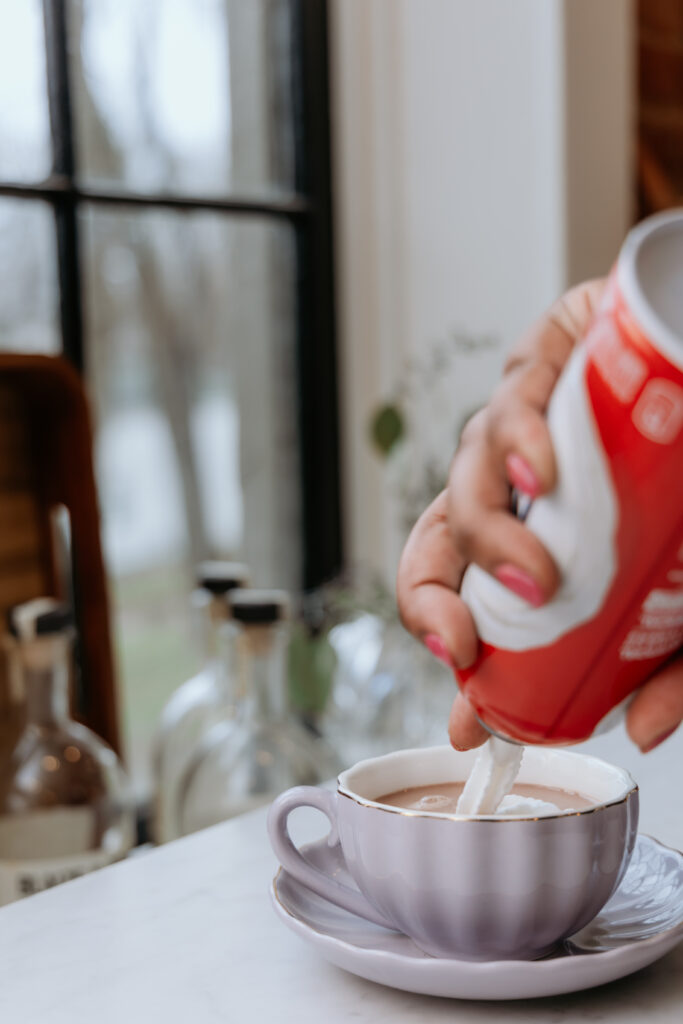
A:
<box><xmin>396</xmin><ymin>279</ymin><xmax>683</xmax><ymax>753</ymax></box>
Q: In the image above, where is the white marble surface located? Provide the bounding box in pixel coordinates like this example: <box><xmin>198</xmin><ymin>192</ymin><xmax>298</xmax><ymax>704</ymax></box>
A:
<box><xmin>0</xmin><ymin>728</ymin><xmax>682</xmax><ymax>1023</ymax></box>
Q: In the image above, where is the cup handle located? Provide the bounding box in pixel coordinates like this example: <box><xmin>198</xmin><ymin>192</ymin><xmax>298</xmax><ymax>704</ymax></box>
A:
<box><xmin>267</xmin><ymin>786</ymin><xmax>395</xmax><ymax>930</ymax></box>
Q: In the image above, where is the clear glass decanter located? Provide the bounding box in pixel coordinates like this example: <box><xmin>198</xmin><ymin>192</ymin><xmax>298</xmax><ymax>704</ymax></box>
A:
<box><xmin>152</xmin><ymin>561</ymin><xmax>249</xmax><ymax>844</ymax></box>
<box><xmin>0</xmin><ymin>599</ymin><xmax>134</xmax><ymax>906</ymax></box>
<box><xmin>178</xmin><ymin>590</ymin><xmax>339</xmax><ymax>834</ymax></box>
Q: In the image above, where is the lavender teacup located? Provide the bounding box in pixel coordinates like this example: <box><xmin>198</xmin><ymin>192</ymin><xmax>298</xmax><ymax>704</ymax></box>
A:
<box><xmin>267</xmin><ymin>745</ymin><xmax>638</xmax><ymax>960</ymax></box>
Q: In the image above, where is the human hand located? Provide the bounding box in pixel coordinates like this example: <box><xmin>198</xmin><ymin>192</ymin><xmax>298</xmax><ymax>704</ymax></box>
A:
<box><xmin>396</xmin><ymin>279</ymin><xmax>683</xmax><ymax>753</ymax></box>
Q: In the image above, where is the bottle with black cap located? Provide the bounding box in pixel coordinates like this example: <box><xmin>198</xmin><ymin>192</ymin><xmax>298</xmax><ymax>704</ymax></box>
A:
<box><xmin>177</xmin><ymin>590</ymin><xmax>339</xmax><ymax>833</ymax></box>
<box><xmin>152</xmin><ymin>561</ymin><xmax>249</xmax><ymax>844</ymax></box>
<box><xmin>0</xmin><ymin>599</ymin><xmax>134</xmax><ymax>905</ymax></box>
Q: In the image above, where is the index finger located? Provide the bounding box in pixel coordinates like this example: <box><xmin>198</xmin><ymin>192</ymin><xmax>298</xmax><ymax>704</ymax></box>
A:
<box><xmin>397</xmin><ymin>491</ymin><xmax>479</xmax><ymax>670</ymax></box>
<box><xmin>490</xmin><ymin>278</ymin><xmax>608</xmax><ymax>497</ymax></box>
<box><xmin>505</xmin><ymin>278</ymin><xmax>606</xmax><ymax>376</ymax></box>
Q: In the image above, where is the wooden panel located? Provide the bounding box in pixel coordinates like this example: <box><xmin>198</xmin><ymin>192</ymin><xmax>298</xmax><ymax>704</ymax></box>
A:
<box><xmin>0</xmin><ymin>386</ymin><xmax>49</xmax><ymax>618</ymax></box>
<box><xmin>638</xmin><ymin>0</ymin><xmax>683</xmax><ymax>212</ymax></box>
<box><xmin>639</xmin><ymin>0</ymin><xmax>683</xmax><ymax>40</ymax></box>
<box><xmin>0</xmin><ymin>384</ymin><xmax>46</xmax><ymax>762</ymax></box>
<box><xmin>0</xmin><ymin>356</ymin><xmax>120</xmax><ymax>755</ymax></box>
<box><xmin>640</xmin><ymin>117</ymin><xmax>683</xmax><ymax>190</ymax></box>
<box><xmin>0</xmin><ymin>493</ymin><xmax>43</xmax><ymax>561</ymax></box>
<box><xmin>640</xmin><ymin>41</ymin><xmax>683</xmax><ymax>109</ymax></box>
<box><xmin>0</xmin><ymin>563</ymin><xmax>47</xmax><ymax>609</ymax></box>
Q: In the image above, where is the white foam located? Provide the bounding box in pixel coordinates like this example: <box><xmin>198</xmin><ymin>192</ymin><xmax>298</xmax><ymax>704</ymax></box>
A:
<box><xmin>496</xmin><ymin>794</ymin><xmax>564</xmax><ymax>817</ymax></box>
<box><xmin>413</xmin><ymin>794</ymin><xmax>454</xmax><ymax>812</ymax></box>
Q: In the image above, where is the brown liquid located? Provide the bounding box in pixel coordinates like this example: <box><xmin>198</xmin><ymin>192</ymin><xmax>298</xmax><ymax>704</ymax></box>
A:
<box><xmin>377</xmin><ymin>781</ymin><xmax>593</xmax><ymax>814</ymax></box>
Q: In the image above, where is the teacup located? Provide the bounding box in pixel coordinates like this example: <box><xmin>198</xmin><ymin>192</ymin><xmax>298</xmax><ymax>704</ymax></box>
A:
<box><xmin>267</xmin><ymin>745</ymin><xmax>638</xmax><ymax>960</ymax></box>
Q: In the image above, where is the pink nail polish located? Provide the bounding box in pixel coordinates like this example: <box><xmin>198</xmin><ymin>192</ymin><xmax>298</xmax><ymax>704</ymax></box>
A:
<box><xmin>495</xmin><ymin>564</ymin><xmax>545</xmax><ymax>607</ymax></box>
<box><xmin>641</xmin><ymin>726</ymin><xmax>678</xmax><ymax>753</ymax></box>
<box><xmin>505</xmin><ymin>453</ymin><xmax>541</xmax><ymax>498</ymax></box>
<box><xmin>424</xmin><ymin>634</ymin><xmax>455</xmax><ymax>670</ymax></box>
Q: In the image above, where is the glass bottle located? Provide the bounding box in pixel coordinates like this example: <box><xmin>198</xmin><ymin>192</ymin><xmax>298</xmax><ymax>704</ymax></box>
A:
<box><xmin>152</xmin><ymin>561</ymin><xmax>249</xmax><ymax>844</ymax></box>
<box><xmin>178</xmin><ymin>590</ymin><xmax>339</xmax><ymax>835</ymax></box>
<box><xmin>0</xmin><ymin>599</ymin><xmax>134</xmax><ymax>906</ymax></box>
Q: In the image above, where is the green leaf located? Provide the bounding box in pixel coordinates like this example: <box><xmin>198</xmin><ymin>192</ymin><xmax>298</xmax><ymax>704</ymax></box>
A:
<box><xmin>370</xmin><ymin>403</ymin><xmax>405</xmax><ymax>457</ymax></box>
<box><xmin>288</xmin><ymin>624</ymin><xmax>337</xmax><ymax>716</ymax></box>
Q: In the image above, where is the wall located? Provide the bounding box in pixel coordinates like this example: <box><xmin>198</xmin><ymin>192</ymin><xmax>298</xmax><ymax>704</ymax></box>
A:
<box><xmin>330</xmin><ymin>0</ymin><xmax>634</xmax><ymax>582</ymax></box>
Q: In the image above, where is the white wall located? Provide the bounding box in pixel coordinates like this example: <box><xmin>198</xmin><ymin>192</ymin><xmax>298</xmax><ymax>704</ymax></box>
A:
<box><xmin>330</xmin><ymin>0</ymin><xmax>634</xmax><ymax>583</ymax></box>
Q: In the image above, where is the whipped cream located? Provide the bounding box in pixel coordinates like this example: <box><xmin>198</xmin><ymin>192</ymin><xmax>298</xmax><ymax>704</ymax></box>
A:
<box><xmin>454</xmin><ymin>739</ymin><xmax>575</xmax><ymax>816</ymax></box>
<box><xmin>455</xmin><ymin>736</ymin><xmax>524</xmax><ymax>815</ymax></box>
<box><xmin>496</xmin><ymin>794</ymin><xmax>565</xmax><ymax>817</ymax></box>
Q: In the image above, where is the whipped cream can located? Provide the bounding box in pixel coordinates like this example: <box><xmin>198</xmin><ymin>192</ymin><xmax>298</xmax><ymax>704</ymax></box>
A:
<box><xmin>459</xmin><ymin>210</ymin><xmax>683</xmax><ymax>744</ymax></box>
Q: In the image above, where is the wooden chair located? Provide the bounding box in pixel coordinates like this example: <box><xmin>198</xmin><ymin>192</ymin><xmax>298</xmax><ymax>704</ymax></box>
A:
<box><xmin>0</xmin><ymin>354</ymin><xmax>121</xmax><ymax>755</ymax></box>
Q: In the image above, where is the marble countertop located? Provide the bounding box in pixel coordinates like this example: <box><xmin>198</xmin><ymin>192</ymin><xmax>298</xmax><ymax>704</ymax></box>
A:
<box><xmin>0</xmin><ymin>728</ymin><xmax>681</xmax><ymax>1023</ymax></box>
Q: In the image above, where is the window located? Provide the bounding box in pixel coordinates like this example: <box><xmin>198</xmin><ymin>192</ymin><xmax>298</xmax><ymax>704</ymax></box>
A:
<box><xmin>0</xmin><ymin>0</ymin><xmax>341</xmax><ymax>790</ymax></box>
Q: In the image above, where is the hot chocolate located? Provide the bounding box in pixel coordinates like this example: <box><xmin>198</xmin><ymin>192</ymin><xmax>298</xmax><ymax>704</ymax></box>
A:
<box><xmin>377</xmin><ymin>781</ymin><xmax>593</xmax><ymax>814</ymax></box>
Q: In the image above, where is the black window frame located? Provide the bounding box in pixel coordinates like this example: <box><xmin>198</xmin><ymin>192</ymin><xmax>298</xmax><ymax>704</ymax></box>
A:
<box><xmin>0</xmin><ymin>0</ymin><xmax>342</xmax><ymax>591</ymax></box>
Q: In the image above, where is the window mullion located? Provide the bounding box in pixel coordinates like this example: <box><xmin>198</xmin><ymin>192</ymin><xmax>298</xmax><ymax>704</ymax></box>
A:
<box><xmin>42</xmin><ymin>0</ymin><xmax>84</xmax><ymax>372</ymax></box>
<box><xmin>294</xmin><ymin>0</ymin><xmax>342</xmax><ymax>588</ymax></box>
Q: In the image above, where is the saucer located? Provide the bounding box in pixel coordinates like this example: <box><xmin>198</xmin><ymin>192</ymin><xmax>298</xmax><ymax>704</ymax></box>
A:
<box><xmin>270</xmin><ymin>834</ymin><xmax>683</xmax><ymax>1000</ymax></box>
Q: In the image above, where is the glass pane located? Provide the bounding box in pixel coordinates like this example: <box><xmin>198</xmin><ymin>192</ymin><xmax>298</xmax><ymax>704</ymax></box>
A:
<box><xmin>0</xmin><ymin>0</ymin><xmax>52</xmax><ymax>181</ymax></box>
<box><xmin>0</xmin><ymin>200</ymin><xmax>60</xmax><ymax>354</ymax></box>
<box><xmin>81</xmin><ymin>205</ymin><xmax>300</xmax><ymax>786</ymax></box>
<box><xmin>70</xmin><ymin>0</ymin><xmax>297</xmax><ymax>198</ymax></box>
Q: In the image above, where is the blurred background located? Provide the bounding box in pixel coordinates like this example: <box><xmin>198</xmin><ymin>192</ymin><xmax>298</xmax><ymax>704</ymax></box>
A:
<box><xmin>0</xmin><ymin>0</ymin><xmax>681</xmax><ymax>825</ymax></box>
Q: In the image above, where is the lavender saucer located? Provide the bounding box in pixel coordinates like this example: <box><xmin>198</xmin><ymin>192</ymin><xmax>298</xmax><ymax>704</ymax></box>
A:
<box><xmin>270</xmin><ymin>834</ymin><xmax>683</xmax><ymax>1000</ymax></box>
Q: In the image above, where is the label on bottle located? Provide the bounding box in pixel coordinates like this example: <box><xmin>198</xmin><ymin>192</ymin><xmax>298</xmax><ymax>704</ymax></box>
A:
<box><xmin>0</xmin><ymin>808</ymin><xmax>130</xmax><ymax>907</ymax></box>
<box><xmin>619</xmin><ymin>586</ymin><xmax>683</xmax><ymax>660</ymax></box>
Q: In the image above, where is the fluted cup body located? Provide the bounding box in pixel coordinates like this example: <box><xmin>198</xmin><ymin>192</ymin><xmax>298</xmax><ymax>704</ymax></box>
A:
<box><xmin>268</xmin><ymin>746</ymin><xmax>638</xmax><ymax>960</ymax></box>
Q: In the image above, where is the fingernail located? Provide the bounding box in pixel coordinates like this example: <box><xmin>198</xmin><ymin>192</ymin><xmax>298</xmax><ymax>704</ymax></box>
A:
<box><xmin>424</xmin><ymin>634</ymin><xmax>456</xmax><ymax>669</ymax></box>
<box><xmin>641</xmin><ymin>726</ymin><xmax>678</xmax><ymax>754</ymax></box>
<box><xmin>495</xmin><ymin>564</ymin><xmax>545</xmax><ymax>607</ymax></box>
<box><xmin>449</xmin><ymin>740</ymin><xmax>471</xmax><ymax>752</ymax></box>
<box><xmin>505</xmin><ymin>454</ymin><xmax>541</xmax><ymax>498</ymax></box>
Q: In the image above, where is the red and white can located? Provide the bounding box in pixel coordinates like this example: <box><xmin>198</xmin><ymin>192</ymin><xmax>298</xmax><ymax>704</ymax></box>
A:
<box><xmin>459</xmin><ymin>210</ymin><xmax>683</xmax><ymax>744</ymax></box>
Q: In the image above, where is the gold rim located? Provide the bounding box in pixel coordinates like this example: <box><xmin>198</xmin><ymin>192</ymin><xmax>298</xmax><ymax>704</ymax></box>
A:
<box><xmin>337</xmin><ymin>785</ymin><xmax>638</xmax><ymax>822</ymax></box>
